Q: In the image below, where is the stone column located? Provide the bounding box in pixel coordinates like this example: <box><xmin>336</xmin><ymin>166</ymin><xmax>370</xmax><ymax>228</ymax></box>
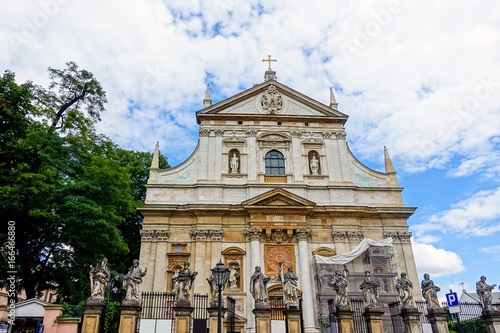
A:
<box><xmin>427</xmin><ymin>308</ymin><xmax>449</xmax><ymax>333</ymax></box>
<box><xmin>81</xmin><ymin>300</ymin><xmax>105</xmax><ymax>333</ymax></box>
<box><xmin>208</xmin><ymin>307</ymin><xmax>227</xmax><ymax>333</ymax></box>
<box><xmin>253</xmin><ymin>306</ymin><xmax>271</xmax><ymax>333</ymax></box>
<box><xmin>214</xmin><ymin>130</ymin><xmax>223</xmax><ymax>180</ymax></box>
<box><xmin>482</xmin><ymin>309</ymin><xmax>500</xmax><ymax>333</ymax></box>
<box><xmin>173</xmin><ymin>305</ymin><xmax>194</xmax><ymax>333</ymax></box>
<box><xmin>198</xmin><ymin>129</ymin><xmax>210</xmax><ymax>181</ymax></box>
<box><xmin>335</xmin><ymin>306</ymin><xmax>354</xmax><ymax>333</ymax></box>
<box><xmin>246</xmin><ymin>130</ymin><xmax>257</xmax><ymax>181</ymax></box>
<box><xmin>296</xmin><ymin>228</ymin><xmax>316</xmax><ymax>332</ymax></box>
<box><xmin>153</xmin><ymin>230</ymin><xmax>170</xmax><ymax>292</ymax></box>
<box><xmin>118</xmin><ymin>300</ymin><xmax>141</xmax><ymax>333</ymax></box>
<box><xmin>284</xmin><ymin>308</ymin><xmax>302</xmax><ymax>333</ymax></box>
<box><xmin>401</xmin><ymin>307</ymin><xmax>423</xmax><ymax>333</ymax></box>
<box><xmin>244</xmin><ymin>228</ymin><xmax>262</xmax><ymax>332</ymax></box>
<box><xmin>139</xmin><ymin>230</ymin><xmax>155</xmax><ymax>291</ymax></box>
<box><xmin>290</xmin><ymin>131</ymin><xmax>303</xmax><ymax>182</ymax></box>
<box><xmin>363</xmin><ymin>307</ymin><xmax>384</xmax><ymax>333</ymax></box>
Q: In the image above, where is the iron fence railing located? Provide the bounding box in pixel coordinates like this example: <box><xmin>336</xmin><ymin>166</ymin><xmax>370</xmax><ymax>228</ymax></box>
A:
<box><xmin>227</xmin><ymin>296</ymin><xmax>236</xmax><ymax>333</ymax></box>
<box><xmin>140</xmin><ymin>291</ymin><xmax>176</xmax><ymax>319</ymax></box>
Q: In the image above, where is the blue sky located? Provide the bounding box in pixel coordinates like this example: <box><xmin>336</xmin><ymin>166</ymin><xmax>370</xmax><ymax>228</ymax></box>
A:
<box><xmin>2</xmin><ymin>0</ymin><xmax>500</xmax><ymax>298</ymax></box>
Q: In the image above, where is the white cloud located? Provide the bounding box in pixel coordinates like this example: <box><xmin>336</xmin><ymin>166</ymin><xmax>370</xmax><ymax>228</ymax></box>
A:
<box><xmin>1</xmin><ymin>0</ymin><xmax>500</xmax><ymax>170</ymax></box>
<box><xmin>412</xmin><ymin>241</ymin><xmax>465</xmax><ymax>278</ymax></box>
<box><xmin>480</xmin><ymin>245</ymin><xmax>500</xmax><ymax>254</ymax></box>
<box><xmin>413</xmin><ymin>187</ymin><xmax>500</xmax><ymax>237</ymax></box>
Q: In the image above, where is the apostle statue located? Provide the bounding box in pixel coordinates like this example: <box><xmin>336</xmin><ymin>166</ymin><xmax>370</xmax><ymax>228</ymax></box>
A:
<box><xmin>122</xmin><ymin>259</ymin><xmax>147</xmax><ymax>302</ymax></box>
<box><xmin>396</xmin><ymin>272</ymin><xmax>415</xmax><ymax>308</ymax></box>
<box><xmin>228</xmin><ymin>267</ymin><xmax>240</xmax><ymax>289</ymax></box>
<box><xmin>206</xmin><ymin>274</ymin><xmax>219</xmax><ymax>306</ymax></box>
<box><xmin>476</xmin><ymin>275</ymin><xmax>497</xmax><ymax>311</ymax></box>
<box><xmin>279</xmin><ymin>263</ymin><xmax>299</xmax><ymax>306</ymax></box>
<box><xmin>421</xmin><ymin>273</ymin><xmax>441</xmax><ymax>309</ymax></box>
<box><xmin>329</xmin><ymin>265</ymin><xmax>350</xmax><ymax>307</ymax></box>
<box><xmin>173</xmin><ymin>262</ymin><xmax>198</xmax><ymax>302</ymax></box>
<box><xmin>230</xmin><ymin>153</ymin><xmax>239</xmax><ymax>173</ymax></box>
<box><xmin>250</xmin><ymin>266</ymin><xmax>271</xmax><ymax>305</ymax></box>
<box><xmin>359</xmin><ymin>271</ymin><xmax>380</xmax><ymax>308</ymax></box>
<box><xmin>310</xmin><ymin>155</ymin><xmax>319</xmax><ymax>175</ymax></box>
<box><xmin>89</xmin><ymin>258</ymin><xmax>111</xmax><ymax>300</ymax></box>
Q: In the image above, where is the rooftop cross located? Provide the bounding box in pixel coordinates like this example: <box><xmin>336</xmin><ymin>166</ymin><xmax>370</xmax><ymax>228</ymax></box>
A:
<box><xmin>262</xmin><ymin>55</ymin><xmax>277</xmax><ymax>70</ymax></box>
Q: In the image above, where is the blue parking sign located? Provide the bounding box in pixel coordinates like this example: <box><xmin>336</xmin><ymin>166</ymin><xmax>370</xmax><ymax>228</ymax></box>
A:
<box><xmin>446</xmin><ymin>292</ymin><xmax>459</xmax><ymax>307</ymax></box>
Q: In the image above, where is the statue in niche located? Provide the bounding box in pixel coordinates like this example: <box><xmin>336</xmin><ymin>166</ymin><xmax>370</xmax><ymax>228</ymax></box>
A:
<box><xmin>228</xmin><ymin>267</ymin><xmax>240</xmax><ymax>289</ymax></box>
<box><xmin>89</xmin><ymin>258</ymin><xmax>111</xmax><ymax>300</ymax></box>
<box><xmin>230</xmin><ymin>153</ymin><xmax>239</xmax><ymax>173</ymax></box>
<box><xmin>329</xmin><ymin>265</ymin><xmax>350</xmax><ymax>307</ymax></box>
<box><xmin>421</xmin><ymin>273</ymin><xmax>441</xmax><ymax>309</ymax></box>
<box><xmin>250</xmin><ymin>266</ymin><xmax>271</xmax><ymax>306</ymax></box>
<box><xmin>173</xmin><ymin>261</ymin><xmax>198</xmax><ymax>303</ymax></box>
<box><xmin>122</xmin><ymin>259</ymin><xmax>147</xmax><ymax>302</ymax></box>
<box><xmin>396</xmin><ymin>272</ymin><xmax>415</xmax><ymax>308</ymax></box>
<box><xmin>279</xmin><ymin>263</ymin><xmax>299</xmax><ymax>306</ymax></box>
<box><xmin>476</xmin><ymin>275</ymin><xmax>496</xmax><ymax>311</ymax></box>
<box><xmin>310</xmin><ymin>154</ymin><xmax>320</xmax><ymax>175</ymax></box>
<box><xmin>360</xmin><ymin>271</ymin><xmax>380</xmax><ymax>308</ymax></box>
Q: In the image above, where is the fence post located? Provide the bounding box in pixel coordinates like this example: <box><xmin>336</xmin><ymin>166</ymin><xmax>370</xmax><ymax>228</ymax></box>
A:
<box><xmin>427</xmin><ymin>308</ymin><xmax>449</xmax><ymax>333</ymax></box>
<box><xmin>118</xmin><ymin>300</ymin><xmax>141</xmax><ymax>333</ymax></box>
<box><xmin>481</xmin><ymin>308</ymin><xmax>500</xmax><ymax>333</ymax></box>
<box><xmin>363</xmin><ymin>307</ymin><xmax>384</xmax><ymax>333</ymax></box>
<box><xmin>401</xmin><ymin>307</ymin><xmax>423</xmax><ymax>333</ymax></box>
<box><xmin>81</xmin><ymin>299</ymin><xmax>104</xmax><ymax>333</ymax></box>
<box><xmin>335</xmin><ymin>305</ymin><xmax>355</xmax><ymax>333</ymax></box>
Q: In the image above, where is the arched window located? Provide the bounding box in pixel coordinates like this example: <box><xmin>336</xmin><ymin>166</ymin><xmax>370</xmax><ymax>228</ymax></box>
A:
<box><xmin>265</xmin><ymin>150</ymin><xmax>285</xmax><ymax>175</ymax></box>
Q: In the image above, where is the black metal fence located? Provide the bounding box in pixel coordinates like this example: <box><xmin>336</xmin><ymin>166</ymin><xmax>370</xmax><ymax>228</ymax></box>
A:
<box><xmin>351</xmin><ymin>299</ymin><xmax>368</xmax><ymax>333</ymax></box>
<box><xmin>192</xmin><ymin>294</ymin><xmax>208</xmax><ymax>333</ymax></box>
<box><xmin>227</xmin><ymin>296</ymin><xmax>236</xmax><ymax>333</ymax></box>
<box><xmin>270</xmin><ymin>296</ymin><xmax>286</xmax><ymax>320</ymax></box>
<box><xmin>140</xmin><ymin>291</ymin><xmax>176</xmax><ymax>319</ymax></box>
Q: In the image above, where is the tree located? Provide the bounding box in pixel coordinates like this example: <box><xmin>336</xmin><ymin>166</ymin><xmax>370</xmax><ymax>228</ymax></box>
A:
<box><xmin>0</xmin><ymin>65</ymin><xmax>168</xmax><ymax>303</ymax></box>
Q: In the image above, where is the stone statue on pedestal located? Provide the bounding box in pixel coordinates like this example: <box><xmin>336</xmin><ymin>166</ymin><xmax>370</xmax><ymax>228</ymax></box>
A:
<box><xmin>89</xmin><ymin>258</ymin><xmax>111</xmax><ymax>300</ymax></box>
<box><xmin>421</xmin><ymin>273</ymin><xmax>440</xmax><ymax>309</ymax></box>
<box><xmin>122</xmin><ymin>259</ymin><xmax>147</xmax><ymax>302</ymax></box>
<box><xmin>173</xmin><ymin>262</ymin><xmax>198</xmax><ymax>303</ymax></box>
<box><xmin>250</xmin><ymin>266</ymin><xmax>271</xmax><ymax>306</ymax></box>
<box><xmin>329</xmin><ymin>265</ymin><xmax>350</xmax><ymax>307</ymax></box>
<box><xmin>360</xmin><ymin>271</ymin><xmax>380</xmax><ymax>308</ymax></box>
<box><xmin>279</xmin><ymin>263</ymin><xmax>299</xmax><ymax>307</ymax></box>
<box><xmin>476</xmin><ymin>275</ymin><xmax>497</xmax><ymax>311</ymax></box>
<box><xmin>206</xmin><ymin>273</ymin><xmax>219</xmax><ymax>307</ymax></box>
<box><xmin>396</xmin><ymin>272</ymin><xmax>415</xmax><ymax>308</ymax></box>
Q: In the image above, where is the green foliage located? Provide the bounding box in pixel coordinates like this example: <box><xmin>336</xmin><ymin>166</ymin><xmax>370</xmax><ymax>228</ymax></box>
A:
<box><xmin>0</xmin><ymin>65</ymin><xmax>169</xmax><ymax>303</ymax></box>
<box><xmin>56</xmin><ymin>300</ymin><xmax>85</xmax><ymax>320</ymax></box>
<box><xmin>103</xmin><ymin>297</ymin><xmax>121</xmax><ymax>333</ymax></box>
<box><xmin>448</xmin><ymin>317</ymin><xmax>487</xmax><ymax>333</ymax></box>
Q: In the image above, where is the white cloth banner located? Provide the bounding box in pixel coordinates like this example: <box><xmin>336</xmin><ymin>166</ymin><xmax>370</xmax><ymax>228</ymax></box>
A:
<box><xmin>313</xmin><ymin>237</ymin><xmax>393</xmax><ymax>264</ymax></box>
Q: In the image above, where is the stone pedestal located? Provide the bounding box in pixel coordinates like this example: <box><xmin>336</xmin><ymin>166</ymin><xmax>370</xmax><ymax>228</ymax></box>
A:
<box><xmin>401</xmin><ymin>307</ymin><xmax>423</xmax><ymax>333</ymax></box>
<box><xmin>118</xmin><ymin>300</ymin><xmax>141</xmax><ymax>333</ymax></box>
<box><xmin>207</xmin><ymin>306</ymin><xmax>227</xmax><ymax>333</ymax></box>
<box><xmin>335</xmin><ymin>306</ymin><xmax>355</xmax><ymax>333</ymax></box>
<box><xmin>427</xmin><ymin>308</ymin><xmax>449</xmax><ymax>333</ymax></box>
<box><xmin>252</xmin><ymin>304</ymin><xmax>271</xmax><ymax>333</ymax></box>
<box><xmin>482</xmin><ymin>309</ymin><xmax>500</xmax><ymax>333</ymax></box>
<box><xmin>81</xmin><ymin>299</ymin><xmax>104</xmax><ymax>333</ymax></box>
<box><xmin>363</xmin><ymin>307</ymin><xmax>384</xmax><ymax>333</ymax></box>
<box><xmin>284</xmin><ymin>306</ymin><xmax>302</xmax><ymax>333</ymax></box>
<box><xmin>173</xmin><ymin>305</ymin><xmax>194</xmax><ymax>333</ymax></box>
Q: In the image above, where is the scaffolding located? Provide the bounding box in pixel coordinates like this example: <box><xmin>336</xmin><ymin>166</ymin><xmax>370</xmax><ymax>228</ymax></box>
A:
<box><xmin>314</xmin><ymin>245</ymin><xmax>399</xmax><ymax>333</ymax></box>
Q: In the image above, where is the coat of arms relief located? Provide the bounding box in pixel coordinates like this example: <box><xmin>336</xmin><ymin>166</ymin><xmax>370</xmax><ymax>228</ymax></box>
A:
<box><xmin>260</xmin><ymin>84</ymin><xmax>284</xmax><ymax>114</ymax></box>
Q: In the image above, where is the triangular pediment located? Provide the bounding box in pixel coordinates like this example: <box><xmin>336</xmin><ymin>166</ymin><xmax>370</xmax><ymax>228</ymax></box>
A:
<box><xmin>196</xmin><ymin>80</ymin><xmax>348</xmax><ymax>124</ymax></box>
<box><xmin>242</xmin><ymin>189</ymin><xmax>316</xmax><ymax>207</ymax></box>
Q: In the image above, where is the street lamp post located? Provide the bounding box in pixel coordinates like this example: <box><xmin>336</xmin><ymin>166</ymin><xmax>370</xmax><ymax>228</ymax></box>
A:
<box><xmin>211</xmin><ymin>260</ymin><xmax>230</xmax><ymax>333</ymax></box>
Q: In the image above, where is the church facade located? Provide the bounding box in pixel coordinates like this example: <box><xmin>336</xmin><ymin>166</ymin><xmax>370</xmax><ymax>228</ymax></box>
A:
<box><xmin>138</xmin><ymin>69</ymin><xmax>419</xmax><ymax>332</ymax></box>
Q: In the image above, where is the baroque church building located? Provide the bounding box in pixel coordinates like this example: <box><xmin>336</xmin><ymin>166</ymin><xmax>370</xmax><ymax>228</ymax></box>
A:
<box><xmin>138</xmin><ymin>68</ymin><xmax>419</xmax><ymax>332</ymax></box>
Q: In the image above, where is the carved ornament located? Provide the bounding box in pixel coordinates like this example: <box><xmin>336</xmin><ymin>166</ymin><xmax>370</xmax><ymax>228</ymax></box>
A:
<box><xmin>244</xmin><ymin>228</ymin><xmax>262</xmax><ymax>241</ymax></box>
<box><xmin>260</xmin><ymin>84</ymin><xmax>283</xmax><ymax>114</ymax></box>
<box><xmin>266</xmin><ymin>245</ymin><xmax>294</xmax><ymax>274</ymax></box>
<box><xmin>296</xmin><ymin>228</ymin><xmax>312</xmax><ymax>241</ymax></box>
<box><xmin>199</xmin><ymin>129</ymin><xmax>210</xmax><ymax>137</ymax></box>
<box><xmin>270</xmin><ymin>229</ymin><xmax>287</xmax><ymax>244</ymax></box>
